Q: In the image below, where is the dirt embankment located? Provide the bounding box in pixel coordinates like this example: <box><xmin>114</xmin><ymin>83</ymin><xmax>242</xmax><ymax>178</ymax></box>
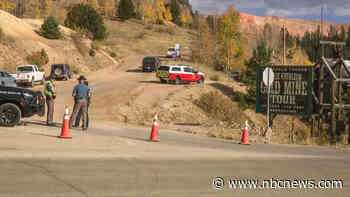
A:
<box><xmin>0</xmin><ymin>10</ymin><xmax>117</xmax><ymax>73</ymax></box>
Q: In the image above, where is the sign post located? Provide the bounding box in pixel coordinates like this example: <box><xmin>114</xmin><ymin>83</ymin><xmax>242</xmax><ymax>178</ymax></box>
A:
<box><xmin>263</xmin><ymin>67</ymin><xmax>274</xmax><ymax>129</ymax></box>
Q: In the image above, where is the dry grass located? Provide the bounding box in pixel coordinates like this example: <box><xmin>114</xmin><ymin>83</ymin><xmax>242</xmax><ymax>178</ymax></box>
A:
<box><xmin>210</xmin><ymin>74</ymin><xmax>220</xmax><ymax>81</ymax></box>
<box><xmin>102</xmin><ymin>20</ymin><xmax>194</xmax><ymax>58</ymax></box>
<box><xmin>194</xmin><ymin>90</ymin><xmax>242</xmax><ymax>123</ymax></box>
<box><xmin>71</xmin><ymin>32</ymin><xmax>89</xmax><ymax>56</ymax></box>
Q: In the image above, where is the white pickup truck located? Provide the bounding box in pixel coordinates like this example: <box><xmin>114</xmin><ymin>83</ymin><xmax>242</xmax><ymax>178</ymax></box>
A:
<box><xmin>16</xmin><ymin>65</ymin><xmax>45</xmax><ymax>87</ymax></box>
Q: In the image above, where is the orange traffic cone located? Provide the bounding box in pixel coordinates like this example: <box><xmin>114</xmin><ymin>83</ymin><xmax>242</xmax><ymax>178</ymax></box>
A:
<box><xmin>59</xmin><ymin>105</ymin><xmax>72</xmax><ymax>139</ymax></box>
<box><xmin>150</xmin><ymin>112</ymin><xmax>160</xmax><ymax>142</ymax></box>
<box><xmin>239</xmin><ymin>120</ymin><xmax>250</xmax><ymax>145</ymax></box>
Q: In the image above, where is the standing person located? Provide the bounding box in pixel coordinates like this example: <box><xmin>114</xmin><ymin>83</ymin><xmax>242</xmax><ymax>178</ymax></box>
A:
<box><xmin>44</xmin><ymin>76</ymin><xmax>56</xmax><ymax>126</ymax></box>
<box><xmin>70</xmin><ymin>75</ymin><xmax>90</xmax><ymax>131</ymax></box>
<box><xmin>74</xmin><ymin>80</ymin><xmax>91</xmax><ymax>128</ymax></box>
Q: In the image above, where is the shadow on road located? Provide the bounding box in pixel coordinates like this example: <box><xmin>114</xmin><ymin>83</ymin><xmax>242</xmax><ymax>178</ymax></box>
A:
<box><xmin>174</xmin><ymin>123</ymin><xmax>201</xmax><ymax>126</ymax></box>
<box><xmin>139</xmin><ymin>81</ymin><xmax>161</xmax><ymax>84</ymax></box>
<box><xmin>25</xmin><ymin>121</ymin><xmax>62</xmax><ymax>129</ymax></box>
<box><xmin>119</xmin><ymin>136</ymin><xmax>150</xmax><ymax>142</ymax></box>
<box><xmin>29</xmin><ymin>132</ymin><xmax>60</xmax><ymax>139</ymax></box>
<box><xmin>126</xmin><ymin>69</ymin><xmax>143</xmax><ymax>73</ymax></box>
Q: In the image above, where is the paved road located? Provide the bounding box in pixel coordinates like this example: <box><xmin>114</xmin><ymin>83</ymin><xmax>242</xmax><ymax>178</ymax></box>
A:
<box><xmin>0</xmin><ymin>124</ymin><xmax>349</xmax><ymax>197</ymax></box>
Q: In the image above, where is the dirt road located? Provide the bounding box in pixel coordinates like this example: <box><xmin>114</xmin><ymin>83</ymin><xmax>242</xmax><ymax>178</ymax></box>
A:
<box><xmin>46</xmin><ymin>55</ymin><xmax>186</xmax><ymax>126</ymax></box>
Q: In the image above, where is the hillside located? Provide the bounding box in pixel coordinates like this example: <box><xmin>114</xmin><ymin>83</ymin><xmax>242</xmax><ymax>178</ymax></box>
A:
<box><xmin>240</xmin><ymin>12</ymin><xmax>350</xmax><ymax>40</ymax></box>
<box><xmin>0</xmin><ymin>0</ymin><xmax>193</xmax><ymax>25</ymax></box>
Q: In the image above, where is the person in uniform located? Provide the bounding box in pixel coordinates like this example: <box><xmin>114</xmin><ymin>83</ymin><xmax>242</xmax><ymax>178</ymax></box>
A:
<box><xmin>73</xmin><ymin>80</ymin><xmax>91</xmax><ymax>128</ymax></box>
<box><xmin>70</xmin><ymin>75</ymin><xmax>90</xmax><ymax>131</ymax></box>
<box><xmin>44</xmin><ymin>76</ymin><xmax>56</xmax><ymax>126</ymax></box>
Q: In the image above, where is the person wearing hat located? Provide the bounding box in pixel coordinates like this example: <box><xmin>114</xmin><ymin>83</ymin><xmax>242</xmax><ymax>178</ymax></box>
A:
<box><xmin>74</xmin><ymin>80</ymin><xmax>91</xmax><ymax>128</ymax></box>
<box><xmin>43</xmin><ymin>76</ymin><xmax>56</xmax><ymax>126</ymax></box>
<box><xmin>70</xmin><ymin>75</ymin><xmax>90</xmax><ymax>130</ymax></box>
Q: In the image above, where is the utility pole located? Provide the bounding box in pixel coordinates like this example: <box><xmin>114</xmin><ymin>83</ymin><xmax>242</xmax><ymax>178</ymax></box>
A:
<box><xmin>321</xmin><ymin>4</ymin><xmax>324</xmax><ymax>57</ymax></box>
<box><xmin>283</xmin><ymin>24</ymin><xmax>286</xmax><ymax>65</ymax></box>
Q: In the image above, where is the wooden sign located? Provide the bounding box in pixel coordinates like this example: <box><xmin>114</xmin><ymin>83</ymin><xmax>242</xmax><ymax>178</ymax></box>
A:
<box><xmin>256</xmin><ymin>66</ymin><xmax>313</xmax><ymax>116</ymax></box>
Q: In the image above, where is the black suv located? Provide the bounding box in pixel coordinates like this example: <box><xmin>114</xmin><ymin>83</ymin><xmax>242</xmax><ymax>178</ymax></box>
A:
<box><xmin>142</xmin><ymin>57</ymin><xmax>160</xmax><ymax>72</ymax></box>
<box><xmin>50</xmin><ymin>64</ymin><xmax>73</xmax><ymax>80</ymax></box>
<box><xmin>0</xmin><ymin>86</ymin><xmax>45</xmax><ymax>126</ymax></box>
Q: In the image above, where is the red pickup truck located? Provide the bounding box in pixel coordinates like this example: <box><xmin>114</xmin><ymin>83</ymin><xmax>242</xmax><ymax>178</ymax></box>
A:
<box><xmin>156</xmin><ymin>65</ymin><xmax>205</xmax><ymax>84</ymax></box>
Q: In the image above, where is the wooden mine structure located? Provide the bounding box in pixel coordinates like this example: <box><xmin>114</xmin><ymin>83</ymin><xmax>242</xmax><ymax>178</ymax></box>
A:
<box><xmin>312</xmin><ymin>41</ymin><xmax>350</xmax><ymax>144</ymax></box>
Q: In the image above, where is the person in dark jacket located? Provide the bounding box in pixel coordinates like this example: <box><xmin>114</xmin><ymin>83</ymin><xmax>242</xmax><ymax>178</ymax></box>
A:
<box><xmin>73</xmin><ymin>80</ymin><xmax>90</xmax><ymax>128</ymax></box>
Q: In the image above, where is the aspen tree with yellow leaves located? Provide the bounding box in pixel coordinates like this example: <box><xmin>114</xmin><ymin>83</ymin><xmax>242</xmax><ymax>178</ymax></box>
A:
<box><xmin>197</xmin><ymin>22</ymin><xmax>215</xmax><ymax>66</ymax></box>
<box><xmin>104</xmin><ymin>0</ymin><xmax>115</xmax><ymax>17</ymax></box>
<box><xmin>218</xmin><ymin>5</ymin><xmax>247</xmax><ymax>71</ymax></box>
<box><xmin>0</xmin><ymin>0</ymin><xmax>16</xmax><ymax>14</ymax></box>
<box><xmin>88</xmin><ymin>0</ymin><xmax>99</xmax><ymax>10</ymax></box>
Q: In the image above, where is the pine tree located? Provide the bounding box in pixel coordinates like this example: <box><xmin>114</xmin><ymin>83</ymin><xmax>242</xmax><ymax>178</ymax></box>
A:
<box><xmin>65</xmin><ymin>4</ymin><xmax>108</xmax><ymax>40</ymax></box>
<box><xmin>117</xmin><ymin>0</ymin><xmax>136</xmax><ymax>21</ymax></box>
<box><xmin>170</xmin><ymin>0</ymin><xmax>182</xmax><ymax>26</ymax></box>
<box><xmin>40</xmin><ymin>16</ymin><xmax>61</xmax><ymax>39</ymax></box>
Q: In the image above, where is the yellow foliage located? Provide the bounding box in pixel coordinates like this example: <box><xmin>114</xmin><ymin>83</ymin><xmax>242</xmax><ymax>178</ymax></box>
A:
<box><xmin>88</xmin><ymin>0</ymin><xmax>99</xmax><ymax>9</ymax></box>
<box><xmin>0</xmin><ymin>0</ymin><xmax>15</xmax><ymax>10</ymax></box>
<box><xmin>104</xmin><ymin>0</ymin><xmax>115</xmax><ymax>17</ymax></box>
<box><xmin>218</xmin><ymin>5</ymin><xmax>245</xmax><ymax>71</ymax></box>
<box><xmin>138</xmin><ymin>0</ymin><xmax>156</xmax><ymax>23</ymax></box>
<box><xmin>165</xmin><ymin>7</ymin><xmax>172</xmax><ymax>21</ymax></box>
<box><xmin>292</xmin><ymin>49</ymin><xmax>315</xmax><ymax>66</ymax></box>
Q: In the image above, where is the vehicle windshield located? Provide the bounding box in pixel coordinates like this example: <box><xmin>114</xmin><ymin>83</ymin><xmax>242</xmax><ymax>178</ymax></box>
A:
<box><xmin>17</xmin><ymin>66</ymin><xmax>33</xmax><ymax>72</ymax></box>
<box><xmin>143</xmin><ymin>58</ymin><xmax>156</xmax><ymax>64</ymax></box>
<box><xmin>158</xmin><ymin>66</ymin><xmax>170</xmax><ymax>71</ymax></box>
<box><xmin>168</xmin><ymin>48</ymin><xmax>175</xmax><ymax>52</ymax></box>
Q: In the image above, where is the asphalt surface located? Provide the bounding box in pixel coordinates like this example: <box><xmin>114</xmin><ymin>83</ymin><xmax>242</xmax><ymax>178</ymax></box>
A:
<box><xmin>0</xmin><ymin>124</ymin><xmax>349</xmax><ymax>197</ymax></box>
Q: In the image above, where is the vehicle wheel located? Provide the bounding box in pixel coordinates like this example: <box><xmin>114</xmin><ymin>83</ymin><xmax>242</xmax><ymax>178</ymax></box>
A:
<box><xmin>174</xmin><ymin>76</ymin><xmax>181</xmax><ymax>85</ymax></box>
<box><xmin>0</xmin><ymin>103</ymin><xmax>21</xmax><ymax>127</ymax></box>
<box><xmin>160</xmin><ymin>78</ymin><xmax>166</xmax><ymax>84</ymax></box>
<box><xmin>1</xmin><ymin>81</ymin><xmax>4</xmax><ymax>86</ymax></box>
<box><xmin>198</xmin><ymin>77</ymin><xmax>204</xmax><ymax>84</ymax></box>
<box><xmin>54</xmin><ymin>68</ymin><xmax>63</xmax><ymax>76</ymax></box>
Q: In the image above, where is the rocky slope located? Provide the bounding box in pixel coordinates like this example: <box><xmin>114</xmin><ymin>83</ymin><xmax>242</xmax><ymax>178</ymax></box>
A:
<box><xmin>240</xmin><ymin>12</ymin><xmax>350</xmax><ymax>37</ymax></box>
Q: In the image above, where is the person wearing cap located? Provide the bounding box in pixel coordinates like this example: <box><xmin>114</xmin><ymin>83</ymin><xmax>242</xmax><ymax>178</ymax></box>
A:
<box><xmin>43</xmin><ymin>76</ymin><xmax>56</xmax><ymax>126</ymax></box>
<box><xmin>70</xmin><ymin>75</ymin><xmax>90</xmax><ymax>131</ymax></box>
<box><xmin>74</xmin><ymin>80</ymin><xmax>91</xmax><ymax>128</ymax></box>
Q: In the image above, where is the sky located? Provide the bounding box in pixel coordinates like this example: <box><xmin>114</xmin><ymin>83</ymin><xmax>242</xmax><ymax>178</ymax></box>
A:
<box><xmin>189</xmin><ymin>0</ymin><xmax>350</xmax><ymax>24</ymax></box>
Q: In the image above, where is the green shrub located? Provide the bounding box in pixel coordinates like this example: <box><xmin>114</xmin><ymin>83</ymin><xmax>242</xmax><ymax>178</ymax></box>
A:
<box><xmin>194</xmin><ymin>91</ymin><xmax>240</xmax><ymax>122</ymax></box>
<box><xmin>117</xmin><ymin>0</ymin><xmax>136</xmax><ymax>21</ymax></box>
<box><xmin>65</xmin><ymin>4</ymin><xmax>108</xmax><ymax>40</ymax></box>
<box><xmin>89</xmin><ymin>49</ymin><xmax>96</xmax><ymax>57</ymax></box>
<box><xmin>233</xmin><ymin>92</ymin><xmax>248</xmax><ymax>110</ymax></box>
<box><xmin>26</xmin><ymin>49</ymin><xmax>49</xmax><ymax>67</ymax></box>
<box><xmin>40</xmin><ymin>16</ymin><xmax>61</xmax><ymax>39</ymax></box>
<box><xmin>110</xmin><ymin>52</ymin><xmax>117</xmax><ymax>57</ymax></box>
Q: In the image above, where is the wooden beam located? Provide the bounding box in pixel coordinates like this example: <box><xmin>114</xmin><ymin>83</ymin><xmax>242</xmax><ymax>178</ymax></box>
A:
<box><xmin>320</xmin><ymin>41</ymin><xmax>346</xmax><ymax>45</ymax></box>
<box><xmin>341</xmin><ymin>58</ymin><xmax>350</xmax><ymax>76</ymax></box>
<box><xmin>336</xmin><ymin>78</ymin><xmax>350</xmax><ymax>82</ymax></box>
<box><xmin>321</xmin><ymin>104</ymin><xmax>350</xmax><ymax>109</ymax></box>
<box><xmin>330</xmin><ymin>79</ymin><xmax>336</xmax><ymax>144</ymax></box>
<box><xmin>322</xmin><ymin>57</ymin><xmax>337</xmax><ymax>79</ymax></box>
<box><xmin>312</xmin><ymin>91</ymin><xmax>320</xmax><ymax>104</ymax></box>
